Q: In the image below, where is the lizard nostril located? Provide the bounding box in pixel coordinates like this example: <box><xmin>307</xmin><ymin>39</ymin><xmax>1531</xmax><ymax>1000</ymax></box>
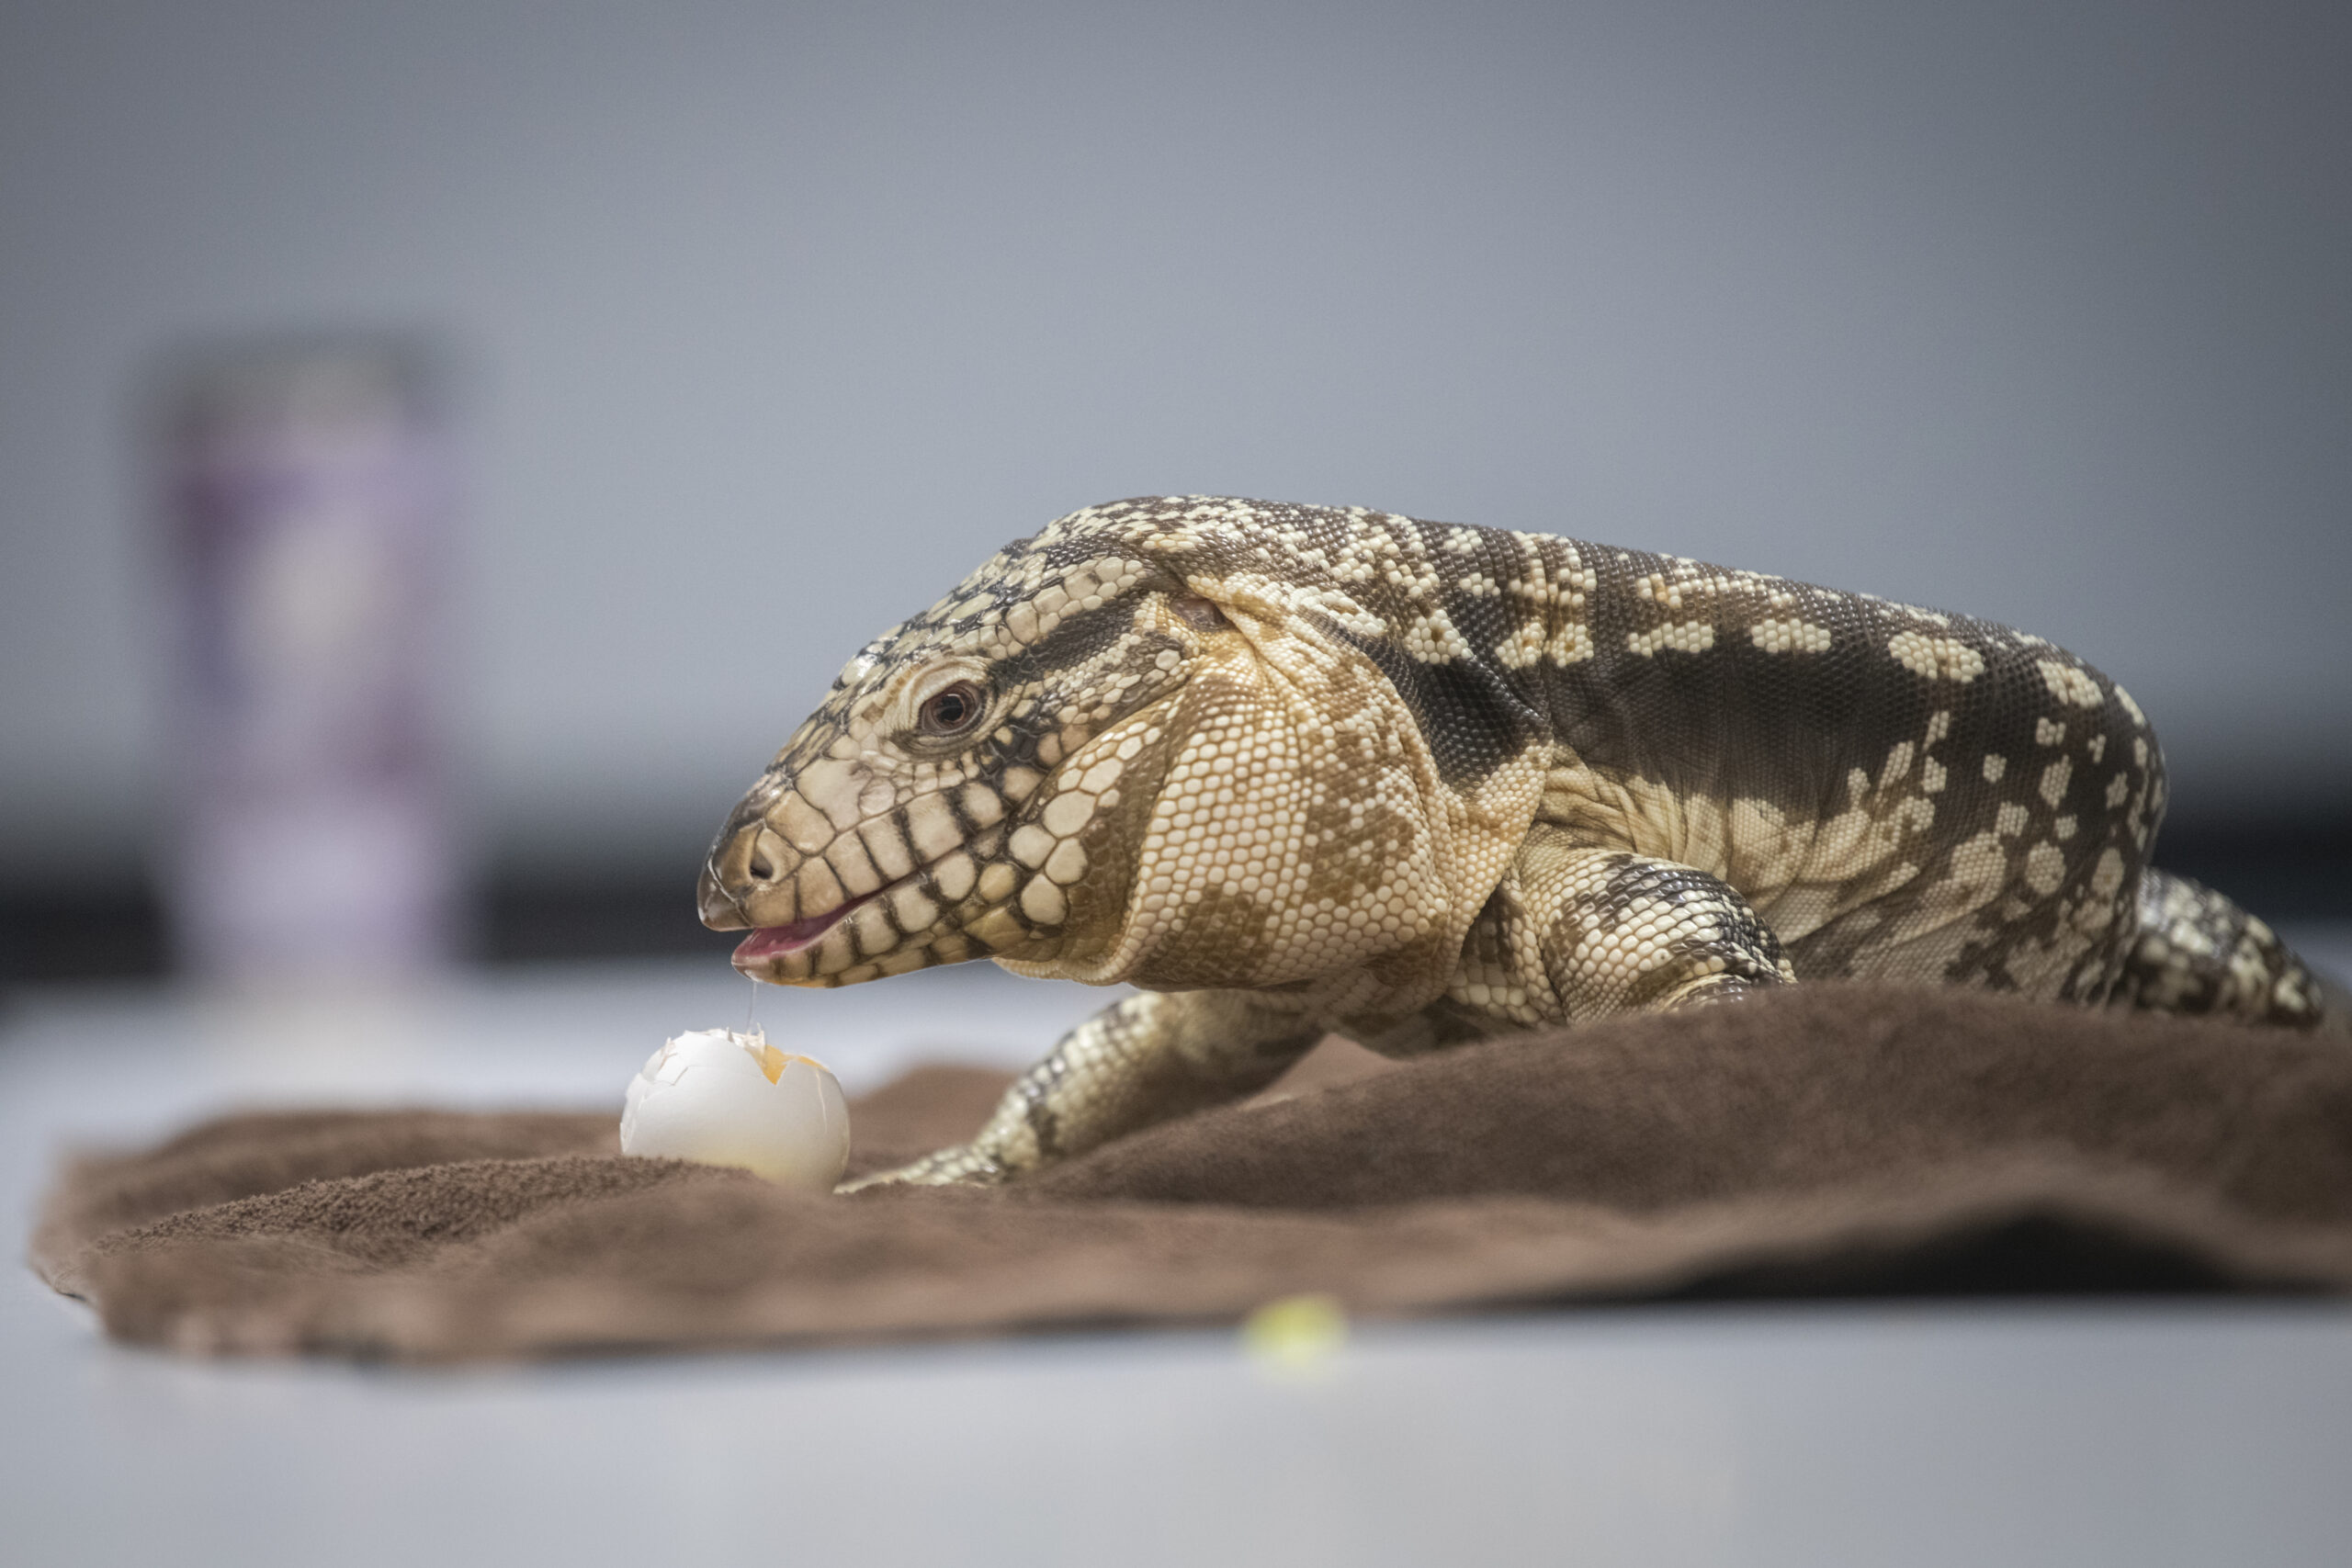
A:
<box><xmin>748</xmin><ymin>832</ymin><xmax>779</xmax><ymax>883</ymax></box>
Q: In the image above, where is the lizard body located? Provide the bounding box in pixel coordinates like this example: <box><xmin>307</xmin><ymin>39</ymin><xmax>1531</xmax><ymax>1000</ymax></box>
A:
<box><xmin>699</xmin><ymin>496</ymin><xmax>2345</xmax><ymax>1185</ymax></box>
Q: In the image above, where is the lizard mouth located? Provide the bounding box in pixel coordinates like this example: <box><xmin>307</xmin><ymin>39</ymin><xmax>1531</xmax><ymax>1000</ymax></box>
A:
<box><xmin>730</xmin><ymin>890</ymin><xmax>882</xmax><ymax>967</ymax></box>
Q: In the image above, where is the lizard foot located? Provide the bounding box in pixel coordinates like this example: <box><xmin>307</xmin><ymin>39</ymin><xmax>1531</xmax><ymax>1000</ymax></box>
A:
<box><xmin>835</xmin><ymin>1143</ymin><xmax>1012</xmax><ymax>1193</ymax></box>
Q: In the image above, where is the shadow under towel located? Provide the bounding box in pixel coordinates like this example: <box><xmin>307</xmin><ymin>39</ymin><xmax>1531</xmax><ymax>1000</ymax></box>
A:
<box><xmin>29</xmin><ymin>984</ymin><xmax>2352</xmax><ymax>1361</ymax></box>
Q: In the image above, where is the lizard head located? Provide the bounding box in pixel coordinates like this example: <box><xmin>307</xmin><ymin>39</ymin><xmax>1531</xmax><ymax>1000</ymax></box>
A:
<box><xmin>699</xmin><ymin>525</ymin><xmax>1209</xmax><ymax>987</ymax></box>
<box><xmin>703</xmin><ymin>498</ymin><xmax>1518</xmax><ymax>1005</ymax></box>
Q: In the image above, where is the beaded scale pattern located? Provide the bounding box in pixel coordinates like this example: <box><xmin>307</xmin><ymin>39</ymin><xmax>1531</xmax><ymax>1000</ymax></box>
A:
<box><xmin>699</xmin><ymin>497</ymin><xmax>2344</xmax><ymax>1186</ymax></box>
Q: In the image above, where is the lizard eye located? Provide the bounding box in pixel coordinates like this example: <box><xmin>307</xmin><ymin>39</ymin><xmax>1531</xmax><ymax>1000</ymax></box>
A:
<box><xmin>917</xmin><ymin>680</ymin><xmax>986</xmax><ymax>738</ymax></box>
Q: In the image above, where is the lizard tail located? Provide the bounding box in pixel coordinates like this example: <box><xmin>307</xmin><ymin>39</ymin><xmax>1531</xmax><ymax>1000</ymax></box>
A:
<box><xmin>2111</xmin><ymin>868</ymin><xmax>2349</xmax><ymax>1036</ymax></box>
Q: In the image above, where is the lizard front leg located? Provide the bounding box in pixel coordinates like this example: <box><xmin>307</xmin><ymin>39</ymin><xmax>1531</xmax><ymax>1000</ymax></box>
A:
<box><xmin>1516</xmin><ymin>829</ymin><xmax>1796</xmax><ymax>1018</ymax></box>
<box><xmin>842</xmin><ymin>988</ymin><xmax>1326</xmax><ymax>1189</ymax></box>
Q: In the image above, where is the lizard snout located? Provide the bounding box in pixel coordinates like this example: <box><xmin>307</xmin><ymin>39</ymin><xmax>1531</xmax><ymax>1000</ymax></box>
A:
<box><xmin>700</xmin><ymin>773</ymin><xmax>994</xmax><ymax>986</ymax></box>
<box><xmin>699</xmin><ymin>801</ymin><xmax>819</xmax><ymax>931</ymax></box>
<box><xmin>698</xmin><ymin>811</ymin><xmax>769</xmax><ymax>930</ymax></box>
<box><xmin>696</xmin><ymin>851</ymin><xmax>753</xmax><ymax>931</ymax></box>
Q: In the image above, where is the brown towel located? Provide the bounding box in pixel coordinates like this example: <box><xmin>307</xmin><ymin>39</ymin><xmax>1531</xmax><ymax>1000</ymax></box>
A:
<box><xmin>30</xmin><ymin>985</ymin><xmax>2352</xmax><ymax>1361</ymax></box>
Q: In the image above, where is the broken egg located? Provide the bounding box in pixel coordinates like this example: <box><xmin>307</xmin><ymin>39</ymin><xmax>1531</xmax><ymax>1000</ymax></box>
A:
<box><xmin>619</xmin><ymin>1027</ymin><xmax>851</xmax><ymax>1190</ymax></box>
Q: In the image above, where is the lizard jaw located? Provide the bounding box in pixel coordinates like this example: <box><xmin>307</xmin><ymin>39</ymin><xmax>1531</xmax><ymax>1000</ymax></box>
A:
<box><xmin>729</xmin><ymin>890</ymin><xmax>880</xmax><ymax>970</ymax></box>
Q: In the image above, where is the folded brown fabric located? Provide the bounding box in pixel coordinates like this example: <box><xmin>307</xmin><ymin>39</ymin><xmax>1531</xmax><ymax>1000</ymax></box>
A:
<box><xmin>30</xmin><ymin>985</ymin><xmax>2352</xmax><ymax>1361</ymax></box>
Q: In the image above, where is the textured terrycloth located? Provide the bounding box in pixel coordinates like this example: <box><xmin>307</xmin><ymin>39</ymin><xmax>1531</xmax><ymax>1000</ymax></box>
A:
<box><xmin>31</xmin><ymin>987</ymin><xmax>2352</xmax><ymax>1361</ymax></box>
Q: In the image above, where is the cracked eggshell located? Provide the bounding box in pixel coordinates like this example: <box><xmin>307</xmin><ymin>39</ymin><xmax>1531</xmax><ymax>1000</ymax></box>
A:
<box><xmin>619</xmin><ymin>1028</ymin><xmax>851</xmax><ymax>1191</ymax></box>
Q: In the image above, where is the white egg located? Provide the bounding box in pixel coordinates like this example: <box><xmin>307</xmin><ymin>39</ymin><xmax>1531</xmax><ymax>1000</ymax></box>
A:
<box><xmin>619</xmin><ymin>1027</ymin><xmax>851</xmax><ymax>1191</ymax></box>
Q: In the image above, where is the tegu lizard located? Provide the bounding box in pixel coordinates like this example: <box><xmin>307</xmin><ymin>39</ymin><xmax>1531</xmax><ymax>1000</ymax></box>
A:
<box><xmin>698</xmin><ymin>496</ymin><xmax>2347</xmax><ymax>1187</ymax></box>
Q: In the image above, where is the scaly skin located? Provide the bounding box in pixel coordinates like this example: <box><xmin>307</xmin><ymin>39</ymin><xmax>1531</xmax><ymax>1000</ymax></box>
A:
<box><xmin>698</xmin><ymin>496</ymin><xmax>2345</xmax><ymax>1188</ymax></box>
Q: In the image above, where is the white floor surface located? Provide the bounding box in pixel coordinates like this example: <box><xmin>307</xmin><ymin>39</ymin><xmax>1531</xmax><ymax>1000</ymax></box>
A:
<box><xmin>7</xmin><ymin>934</ymin><xmax>2352</xmax><ymax>1567</ymax></box>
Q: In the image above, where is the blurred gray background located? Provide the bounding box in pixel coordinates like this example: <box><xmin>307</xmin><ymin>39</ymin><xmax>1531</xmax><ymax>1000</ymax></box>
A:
<box><xmin>3</xmin><ymin>0</ymin><xmax>2347</xmax><ymax>972</ymax></box>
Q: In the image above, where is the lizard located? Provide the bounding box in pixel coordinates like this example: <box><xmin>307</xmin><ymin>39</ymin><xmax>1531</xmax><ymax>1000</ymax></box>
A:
<box><xmin>697</xmin><ymin>495</ymin><xmax>2348</xmax><ymax>1187</ymax></box>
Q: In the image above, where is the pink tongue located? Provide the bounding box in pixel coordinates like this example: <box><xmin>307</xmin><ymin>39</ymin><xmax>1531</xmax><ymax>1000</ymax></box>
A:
<box><xmin>731</xmin><ymin>896</ymin><xmax>871</xmax><ymax>962</ymax></box>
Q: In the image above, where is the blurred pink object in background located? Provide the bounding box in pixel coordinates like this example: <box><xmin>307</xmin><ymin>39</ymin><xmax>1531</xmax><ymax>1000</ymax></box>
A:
<box><xmin>154</xmin><ymin>336</ymin><xmax>460</xmax><ymax>986</ymax></box>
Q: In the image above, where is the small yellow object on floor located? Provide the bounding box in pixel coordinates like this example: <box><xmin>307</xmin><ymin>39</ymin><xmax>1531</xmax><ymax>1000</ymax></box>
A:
<box><xmin>619</xmin><ymin>1028</ymin><xmax>850</xmax><ymax>1190</ymax></box>
<box><xmin>1242</xmin><ymin>1292</ymin><xmax>1349</xmax><ymax>1375</ymax></box>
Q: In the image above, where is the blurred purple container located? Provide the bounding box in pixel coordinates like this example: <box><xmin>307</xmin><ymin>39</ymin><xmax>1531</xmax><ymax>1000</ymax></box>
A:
<box><xmin>154</xmin><ymin>336</ymin><xmax>459</xmax><ymax>985</ymax></box>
